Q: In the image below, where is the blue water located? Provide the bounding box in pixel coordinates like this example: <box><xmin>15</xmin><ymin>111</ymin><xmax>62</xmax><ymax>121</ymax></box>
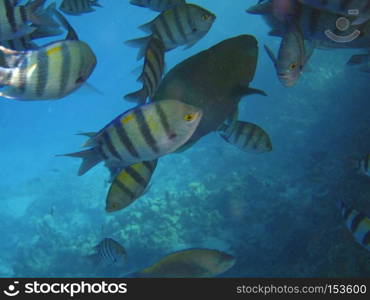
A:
<box><xmin>0</xmin><ymin>0</ymin><xmax>370</xmax><ymax>277</ymax></box>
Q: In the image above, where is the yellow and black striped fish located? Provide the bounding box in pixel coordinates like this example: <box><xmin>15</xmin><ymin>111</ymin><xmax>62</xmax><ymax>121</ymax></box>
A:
<box><xmin>59</xmin><ymin>0</ymin><xmax>102</xmax><ymax>16</ymax></box>
<box><xmin>61</xmin><ymin>99</ymin><xmax>202</xmax><ymax>176</ymax></box>
<box><xmin>0</xmin><ymin>10</ymin><xmax>96</xmax><ymax>101</ymax></box>
<box><xmin>219</xmin><ymin>121</ymin><xmax>272</xmax><ymax>153</ymax></box>
<box><xmin>339</xmin><ymin>200</ymin><xmax>370</xmax><ymax>252</ymax></box>
<box><xmin>129</xmin><ymin>0</ymin><xmax>185</xmax><ymax>12</ymax></box>
<box><xmin>0</xmin><ymin>39</ymin><xmax>96</xmax><ymax>100</ymax></box>
<box><xmin>106</xmin><ymin>160</ymin><xmax>157</xmax><ymax>213</ymax></box>
<box><xmin>126</xmin><ymin>4</ymin><xmax>216</xmax><ymax>56</ymax></box>
<box><xmin>0</xmin><ymin>0</ymin><xmax>59</xmax><ymax>41</ymax></box>
<box><xmin>125</xmin><ymin>37</ymin><xmax>165</xmax><ymax>104</ymax></box>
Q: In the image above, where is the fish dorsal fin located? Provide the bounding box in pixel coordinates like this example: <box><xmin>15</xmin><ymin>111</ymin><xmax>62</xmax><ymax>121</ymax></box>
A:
<box><xmin>53</xmin><ymin>7</ymin><xmax>79</xmax><ymax>40</ymax></box>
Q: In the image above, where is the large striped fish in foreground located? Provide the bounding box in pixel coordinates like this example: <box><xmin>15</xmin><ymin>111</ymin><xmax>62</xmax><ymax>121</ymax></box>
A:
<box><xmin>264</xmin><ymin>23</ymin><xmax>314</xmax><ymax>87</ymax></box>
<box><xmin>133</xmin><ymin>248</ymin><xmax>236</xmax><ymax>278</ymax></box>
<box><xmin>153</xmin><ymin>35</ymin><xmax>265</xmax><ymax>149</ymax></box>
<box><xmin>129</xmin><ymin>0</ymin><xmax>185</xmax><ymax>12</ymax></box>
<box><xmin>61</xmin><ymin>99</ymin><xmax>202</xmax><ymax>176</ymax></box>
<box><xmin>0</xmin><ymin>12</ymin><xmax>97</xmax><ymax>100</ymax></box>
<box><xmin>106</xmin><ymin>160</ymin><xmax>157</xmax><ymax>213</ymax></box>
<box><xmin>338</xmin><ymin>201</ymin><xmax>370</xmax><ymax>252</ymax></box>
<box><xmin>90</xmin><ymin>238</ymin><xmax>127</xmax><ymax>266</ymax></box>
<box><xmin>124</xmin><ymin>37</ymin><xmax>165</xmax><ymax>104</ymax></box>
<box><xmin>59</xmin><ymin>0</ymin><xmax>102</xmax><ymax>16</ymax></box>
<box><xmin>0</xmin><ymin>0</ymin><xmax>59</xmax><ymax>41</ymax></box>
<box><xmin>125</xmin><ymin>4</ymin><xmax>216</xmax><ymax>57</ymax></box>
<box><xmin>298</xmin><ymin>0</ymin><xmax>370</xmax><ymax>25</ymax></box>
<box><xmin>219</xmin><ymin>121</ymin><xmax>272</xmax><ymax>154</ymax></box>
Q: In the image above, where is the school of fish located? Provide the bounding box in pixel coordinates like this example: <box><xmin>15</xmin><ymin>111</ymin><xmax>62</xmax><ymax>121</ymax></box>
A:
<box><xmin>1</xmin><ymin>0</ymin><xmax>369</xmax><ymax>277</ymax></box>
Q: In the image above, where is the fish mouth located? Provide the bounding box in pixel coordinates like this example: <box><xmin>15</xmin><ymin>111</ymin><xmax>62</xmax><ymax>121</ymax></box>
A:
<box><xmin>278</xmin><ymin>73</ymin><xmax>297</xmax><ymax>87</ymax></box>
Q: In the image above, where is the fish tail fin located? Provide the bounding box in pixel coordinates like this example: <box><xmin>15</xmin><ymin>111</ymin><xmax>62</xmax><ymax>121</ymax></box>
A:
<box><xmin>124</xmin><ymin>36</ymin><xmax>151</xmax><ymax>60</ymax></box>
<box><xmin>52</xmin><ymin>5</ymin><xmax>79</xmax><ymax>40</ymax></box>
<box><xmin>124</xmin><ymin>88</ymin><xmax>148</xmax><ymax>104</ymax></box>
<box><xmin>57</xmin><ymin>148</ymin><xmax>102</xmax><ymax>176</ymax></box>
<box><xmin>129</xmin><ymin>0</ymin><xmax>145</xmax><ymax>7</ymax></box>
<box><xmin>0</xmin><ymin>66</ymin><xmax>12</xmax><ymax>85</ymax></box>
<box><xmin>93</xmin><ymin>0</ymin><xmax>102</xmax><ymax>8</ymax></box>
<box><xmin>28</xmin><ymin>0</ymin><xmax>59</xmax><ymax>28</ymax></box>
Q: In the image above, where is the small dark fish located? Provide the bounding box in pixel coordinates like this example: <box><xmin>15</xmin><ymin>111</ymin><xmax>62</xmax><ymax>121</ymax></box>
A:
<box><xmin>338</xmin><ymin>201</ymin><xmax>370</xmax><ymax>252</ymax></box>
<box><xmin>347</xmin><ymin>53</ymin><xmax>370</xmax><ymax>73</ymax></box>
<box><xmin>129</xmin><ymin>0</ymin><xmax>185</xmax><ymax>12</ymax></box>
<box><xmin>92</xmin><ymin>238</ymin><xmax>127</xmax><ymax>266</ymax></box>
<box><xmin>59</xmin><ymin>0</ymin><xmax>102</xmax><ymax>16</ymax></box>
<box><xmin>135</xmin><ymin>248</ymin><xmax>236</xmax><ymax>278</ymax></box>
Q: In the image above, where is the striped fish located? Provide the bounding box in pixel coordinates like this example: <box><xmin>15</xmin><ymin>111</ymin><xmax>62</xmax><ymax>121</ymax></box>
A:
<box><xmin>106</xmin><ymin>160</ymin><xmax>157</xmax><ymax>213</ymax></box>
<box><xmin>299</xmin><ymin>0</ymin><xmax>370</xmax><ymax>25</ymax></box>
<box><xmin>0</xmin><ymin>0</ymin><xmax>59</xmax><ymax>41</ymax></box>
<box><xmin>92</xmin><ymin>238</ymin><xmax>127</xmax><ymax>266</ymax></box>
<box><xmin>357</xmin><ymin>153</ymin><xmax>370</xmax><ymax>176</ymax></box>
<box><xmin>0</xmin><ymin>10</ymin><xmax>96</xmax><ymax>100</ymax></box>
<box><xmin>129</xmin><ymin>0</ymin><xmax>185</xmax><ymax>12</ymax></box>
<box><xmin>0</xmin><ymin>39</ymin><xmax>96</xmax><ymax>100</ymax></box>
<box><xmin>59</xmin><ymin>0</ymin><xmax>102</xmax><ymax>16</ymax></box>
<box><xmin>125</xmin><ymin>37</ymin><xmax>165</xmax><ymax>104</ymax></box>
<box><xmin>61</xmin><ymin>99</ymin><xmax>202</xmax><ymax>176</ymax></box>
<box><xmin>125</xmin><ymin>4</ymin><xmax>216</xmax><ymax>56</ymax></box>
<box><xmin>264</xmin><ymin>23</ymin><xmax>314</xmax><ymax>87</ymax></box>
<box><xmin>339</xmin><ymin>201</ymin><xmax>370</xmax><ymax>252</ymax></box>
<box><xmin>219</xmin><ymin>121</ymin><xmax>272</xmax><ymax>153</ymax></box>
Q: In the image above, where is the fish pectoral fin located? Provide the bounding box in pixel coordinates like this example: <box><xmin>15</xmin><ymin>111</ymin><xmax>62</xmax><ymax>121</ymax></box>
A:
<box><xmin>183</xmin><ymin>40</ymin><xmax>197</xmax><ymax>50</ymax></box>
<box><xmin>233</xmin><ymin>85</ymin><xmax>267</xmax><ymax>98</ymax></box>
<box><xmin>264</xmin><ymin>44</ymin><xmax>278</xmax><ymax>66</ymax></box>
<box><xmin>124</xmin><ymin>37</ymin><xmax>151</xmax><ymax>60</ymax></box>
<box><xmin>268</xmin><ymin>29</ymin><xmax>283</xmax><ymax>37</ymax></box>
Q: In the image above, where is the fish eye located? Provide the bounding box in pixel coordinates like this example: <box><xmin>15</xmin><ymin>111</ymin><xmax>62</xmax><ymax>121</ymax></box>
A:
<box><xmin>202</xmin><ymin>14</ymin><xmax>210</xmax><ymax>21</ymax></box>
<box><xmin>290</xmin><ymin>63</ymin><xmax>297</xmax><ymax>70</ymax></box>
<box><xmin>184</xmin><ymin>113</ymin><xmax>195</xmax><ymax>122</ymax></box>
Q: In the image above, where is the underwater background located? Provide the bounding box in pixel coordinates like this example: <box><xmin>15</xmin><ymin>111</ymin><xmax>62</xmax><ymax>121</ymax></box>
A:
<box><xmin>1</xmin><ymin>0</ymin><xmax>370</xmax><ymax>277</ymax></box>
